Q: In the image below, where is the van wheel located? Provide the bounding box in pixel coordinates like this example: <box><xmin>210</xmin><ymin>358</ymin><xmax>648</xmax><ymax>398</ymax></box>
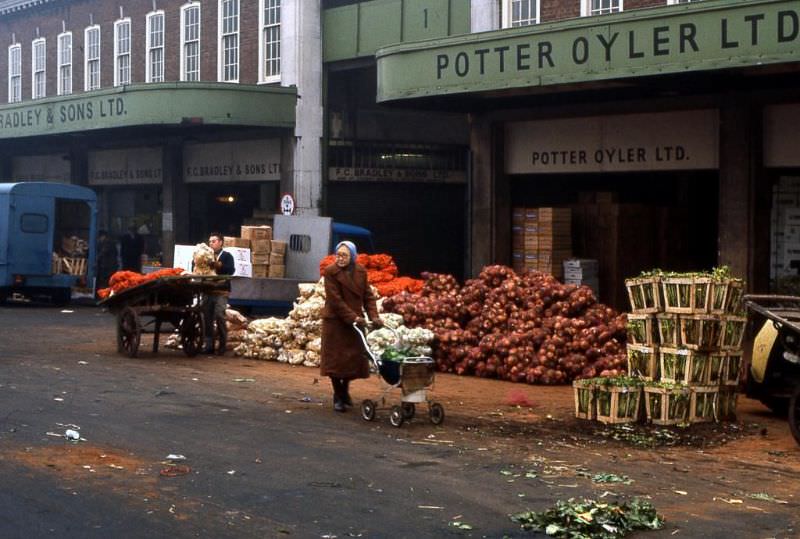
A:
<box><xmin>52</xmin><ymin>288</ymin><xmax>71</xmax><ymax>307</ymax></box>
<box><xmin>789</xmin><ymin>386</ymin><xmax>800</xmax><ymax>446</ymax></box>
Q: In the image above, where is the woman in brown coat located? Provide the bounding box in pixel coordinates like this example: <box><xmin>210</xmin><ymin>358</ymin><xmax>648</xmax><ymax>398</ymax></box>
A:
<box><xmin>321</xmin><ymin>241</ymin><xmax>382</xmax><ymax>412</ymax></box>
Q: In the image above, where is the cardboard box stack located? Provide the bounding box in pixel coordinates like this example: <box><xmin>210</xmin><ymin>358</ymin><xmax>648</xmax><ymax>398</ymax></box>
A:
<box><xmin>511</xmin><ymin>207</ymin><xmax>572</xmax><ymax>279</ymax></box>
<box><xmin>222</xmin><ymin>226</ymin><xmax>287</xmax><ymax>278</ymax></box>
<box><xmin>563</xmin><ymin>259</ymin><xmax>599</xmax><ymax>296</ymax></box>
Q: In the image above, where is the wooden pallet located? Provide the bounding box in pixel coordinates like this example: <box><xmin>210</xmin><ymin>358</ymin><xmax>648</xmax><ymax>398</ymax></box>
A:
<box><xmin>627</xmin><ymin>314</ymin><xmax>658</xmax><ymax>346</ymax></box>
<box><xmin>627</xmin><ymin>344</ymin><xmax>659</xmax><ymax>380</ymax></box>
<box><xmin>644</xmin><ymin>385</ymin><xmax>691</xmax><ymax>426</ymax></box>
<box><xmin>660</xmin><ymin>347</ymin><xmax>710</xmax><ymax>385</ymax></box>
<box><xmin>679</xmin><ymin>314</ymin><xmax>722</xmax><ymax>351</ymax></box>
<box><xmin>573</xmin><ymin>381</ymin><xmax>596</xmax><ymax>420</ymax></box>
<box><xmin>689</xmin><ymin>386</ymin><xmax>719</xmax><ymax>423</ymax></box>
<box><xmin>596</xmin><ymin>385</ymin><xmax>642</xmax><ymax>424</ymax></box>
<box><xmin>625</xmin><ymin>277</ymin><xmax>662</xmax><ymax>314</ymax></box>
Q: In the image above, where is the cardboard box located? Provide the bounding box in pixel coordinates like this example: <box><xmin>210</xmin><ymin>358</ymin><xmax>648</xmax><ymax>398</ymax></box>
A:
<box><xmin>252</xmin><ymin>264</ymin><xmax>269</xmax><ymax>278</ymax></box>
<box><xmin>512</xmin><ymin>207</ymin><xmax>525</xmax><ymax>224</ymax></box>
<box><xmin>269</xmin><ymin>252</ymin><xmax>285</xmax><ymax>266</ymax></box>
<box><xmin>252</xmin><ymin>253</ymin><xmax>270</xmax><ymax>265</ymax></box>
<box><xmin>241</xmin><ymin>225</ymin><xmax>273</xmax><ymax>241</ymax></box>
<box><xmin>524</xmin><ymin>208</ymin><xmax>539</xmax><ymax>221</ymax></box>
<box><xmin>538</xmin><ymin>207</ymin><xmax>572</xmax><ymax>222</ymax></box>
<box><xmin>563</xmin><ymin>258</ymin><xmax>599</xmax><ymax>270</ymax></box>
<box><xmin>233</xmin><ymin>261</ymin><xmax>252</xmax><ymax>278</ymax></box>
<box><xmin>251</xmin><ymin>239</ymin><xmax>272</xmax><ymax>254</ymax></box>
<box><xmin>270</xmin><ymin>240</ymin><xmax>287</xmax><ymax>255</ymax></box>
<box><xmin>223</xmin><ymin>247</ymin><xmax>251</xmax><ymax>264</ymax></box>
<box><xmin>223</xmin><ymin>236</ymin><xmax>251</xmax><ymax>249</ymax></box>
<box><xmin>268</xmin><ymin>264</ymin><xmax>286</xmax><ymax>278</ymax></box>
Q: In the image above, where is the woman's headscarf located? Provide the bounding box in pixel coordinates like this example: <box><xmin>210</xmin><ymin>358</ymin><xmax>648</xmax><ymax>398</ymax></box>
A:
<box><xmin>335</xmin><ymin>241</ymin><xmax>357</xmax><ymax>268</ymax></box>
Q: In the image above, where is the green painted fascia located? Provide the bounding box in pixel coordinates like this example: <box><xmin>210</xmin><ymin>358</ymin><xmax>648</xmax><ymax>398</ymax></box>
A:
<box><xmin>323</xmin><ymin>0</ymin><xmax>471</xmax><ymax>63</ymax></box>
<box><xmin>0</xmin><ymin>83</ymin><xmax>297</xmax><ymax>139</ymax></box>
<box><xmin>376</xmin><ymin>0</ymin><xmax>800</xmax><ymax>101</ymax></box>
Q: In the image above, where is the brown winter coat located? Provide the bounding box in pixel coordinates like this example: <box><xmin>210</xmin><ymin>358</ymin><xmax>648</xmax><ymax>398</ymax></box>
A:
<box><xmin>320</xmin><ymin>263</ymin><xmax>380</xmax><ymax>379</ymax></box>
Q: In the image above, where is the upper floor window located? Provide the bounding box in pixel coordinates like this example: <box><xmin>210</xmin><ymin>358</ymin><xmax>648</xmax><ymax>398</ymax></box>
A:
<box><xmin>667</xmin><ymin>0</ymin><xmax>695</xmax><ymax>3</ymax></box>
<box><xmin>84</xmin><ymin>25</ymin><xmax>101</xmax><ymax>91</ymax></box>
<box><xmin>218</xmin><ymin>0</ymin><xmax>240</xmax><ymax>82</ymax></box>
<box><xmin>114</xmin><ymin>18</ymin><xmax>132</xmax><ymax>86</ymax></box>
<box><xmin>146</xmin><ymin>11</ymin><xmax>165</xmax><ymax>82</ymax></box>
<box><xmin>259</xmin><ymin>0</ymin><xmax>281</xmax><ymax>82</ymax></box>
<box><xmin>503</xmin><ymin>0</ymin><xmax>539</xmax><ymax>27</ymax></box>
<box><xmin>57</xmin><ymin>32</ymin><xmax>73</xmax><ymax>96</ymax></box>
<box><xmin>181</xmin><ymin>2</ymin><xmax>201</xmax><ymax>81</ymax></box>
<box><xmin>8</xmin><ymin>44</ymin><xmax>21</xmax><ymax>103</ymax></box>
<box><xmin>32</xmin><ymin>38</ymin><xmax>46</xmax><ymax>99</ymax></box>
<box><xmin>583</xmin><ymin>0</ymin><xmax>623</xmax><ymax>16</ymax></box>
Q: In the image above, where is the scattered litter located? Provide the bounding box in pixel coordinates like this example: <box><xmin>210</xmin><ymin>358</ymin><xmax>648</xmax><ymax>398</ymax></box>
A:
<box><xmin>767</xmin><ymin>450</ymin><xmax>787</xmax><ymax>457</ymax></box>
<box><xmin>448</xmin><ymin>521</ymin><xmax>473</xmax><ymax>530</ymax></box>
<box><xmin>160</xmin><ymin>465</ymin><xmax>191</xmax><ymax>477</ymax></box>
<box><xmin>227</xmin><ymin>470</ymin><xmax>236</xmax><ymax>475</ymax></box>
<box><xmin>108</xmin><ymin>464</ymin><xmax>125</xmax><ymax>470</ymax></box>
<box><xmin>65</xmin><ymin>429</ymin><xmax>81</xmax><ymax>441</ymax></box>
<box><xmin>577</xmin><ymin>472</ymin><xmax>633</xmax><ymax>485</ymax></box>
<box><xmin>747</xmin><ymin>493</ymin><xmax>788</xmax><ymax>505</ymax></box>
<box><xmin>418</xmin><ymin>505</ymin><xmax>443</xmax><ymax>510</ymax></box>
<box><xmin>53</xmin><ymin>397</ymin><xmax>64</xmax><ymax>402</ymax></box>
<box><xmin>60</xmin><ymin>310</ymin><xmax>74</xmax><ymax>314</ymax></box>
<box><xmin>165</xmin><ymin>454</ymin><xmax>186</xmax><ymax>462</ymax></box>
<box><xmin>191</xmin><ymin>378</ymin><xmax>199</xmax><ymax>381</ymax></box>
<box><xmin>673</xmin><ymin>490</ymin><xmax>688</xmax><ymax>496</ymax></box>
<box><xmin>285</xmin><ymin>410</ymin><xmax>292</xmax><ymax>414</ymax></box>
<box><xmin>78</xmin><ymin>361</ymin><xmax>88</xmax><ymax>365</ymax></box>
<box><xmin>713</xmin><ymin>497</ymin><xmax>743</xmax><ymax>505</ymax></box>
<box><xmin>505</xmin><ymin>389</ymin><xmax>535</xmax><ymax>407</ymax></box>
<box><xmin>299</xmin><ymin>396</ymin><xmax>312</xmax><ymax>402</ymax></box>
<box><xmin>233</xmin><ymin>378</ymin><xmax>256</xmax><ymax>383</ymax></box>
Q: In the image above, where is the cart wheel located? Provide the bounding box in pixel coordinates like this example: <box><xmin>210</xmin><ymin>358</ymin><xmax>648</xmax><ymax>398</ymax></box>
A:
<box><xmin>389</xmin><ymin>405</ymin><xmax>405</xmax><ymax>428</ymax></box>
<box><xmin>401</xmin><ymin>402</ymin><xmax>416</xmax><ymax>420</ymax></box>
<box><xmin>789</xmin><ymin>386</ymin><xmax>800</xmax><ymax>446</ymax></box>
<box><xmin>361</xmin><ymin>400</ymin><xmax>376</xmax><ymax>422</ymax></box>
<box><xmin>117</xmin><ymin>307</ymin><xmax>141</xmax><ymax>358</ymax></box>
<box><xmin>214</xmin><ymin>315</ymin><xmax>227</xmax><ymax>356</ymax></box>
<box><xmin>429</xmin><ymin>402</ymin><xmax>445</xmax><ymax>425</ymax></box>
<box><xmin>180</xmin><ymin>310</ymin><xmax>204</xmax><ymax>357</ymax></box>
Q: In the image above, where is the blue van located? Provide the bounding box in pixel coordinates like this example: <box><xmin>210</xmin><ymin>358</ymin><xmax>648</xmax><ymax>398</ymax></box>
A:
<box><xmin>0</xmin><ymin>182</ymin><xmax>97</xmax><ymax>305</ymax></box>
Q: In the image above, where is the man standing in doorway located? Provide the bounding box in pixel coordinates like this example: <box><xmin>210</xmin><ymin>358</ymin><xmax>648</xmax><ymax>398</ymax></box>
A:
<box><xmin>204</xmin><ymin>232</ymin><xmax>235</xmax><ymax>354</ymax></box>
<box><xmin>119</xmin><ymin>225</ymin><xmax>144</xmax><ymax>272</ymax></box>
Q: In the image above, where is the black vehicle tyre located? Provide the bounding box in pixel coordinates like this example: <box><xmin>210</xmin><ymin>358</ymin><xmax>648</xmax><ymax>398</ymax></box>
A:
<box><xmin>180</xmin><ymin>310</ymin><xmax>205</xmax><ymax>357</ymax></box>
<box><xmin>429</xmin><ymin>402</ymin><xmax>445</xmax><ymax>425</ymax></box>
<box><xmin>361</xmin><ymin>400</ymin><xmax>376</xmax><ymax>422</ymax></box>
<box><xmin>401</xmin><ymin>402</ymin><xmax>416</xmax><ymax>420</ymax></box>
<box><xmin>52</xmin><ymin>288</ymin><xmax>71</xmax><ymax>307</ymax></box>
<box><xmin>117</xmin><ymin>307</ymin><xmax>141</xmax><ymax>358</ymax></box>
<box><xmin>789</xmin><ymin>386</ymin><xmax>800</xmax><ymax>446</ymax></box>
<box><xmin>389</xmin><ymin>405</ymin><xmax>405</xmax><ymax>428</ymax></box>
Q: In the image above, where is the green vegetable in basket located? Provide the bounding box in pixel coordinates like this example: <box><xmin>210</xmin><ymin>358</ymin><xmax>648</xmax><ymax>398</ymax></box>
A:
<box><xmin>380</xmin><ymin>347</ymin><xmax>412</xmax><ymax>362</ymax></box>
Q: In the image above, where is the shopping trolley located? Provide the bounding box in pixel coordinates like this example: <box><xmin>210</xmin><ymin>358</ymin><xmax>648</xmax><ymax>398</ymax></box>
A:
<box><xmin>353</xmin><ymin>323</ymin><xmax>444</xmax><ymax>427</ymax></box>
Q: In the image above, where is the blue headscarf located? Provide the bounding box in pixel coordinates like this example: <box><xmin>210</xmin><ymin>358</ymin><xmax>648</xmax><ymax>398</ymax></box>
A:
<box><xmin>335</xmin><ymin>241</ymin><xmax>357</xmax><ymax>268</ymax></box>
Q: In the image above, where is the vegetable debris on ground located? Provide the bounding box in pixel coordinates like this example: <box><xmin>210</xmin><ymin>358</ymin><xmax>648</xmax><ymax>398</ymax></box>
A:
<box><xmin>511</xmin><ymin>497</ymin><xmax>664</xmax><ymax>538</ymax></box>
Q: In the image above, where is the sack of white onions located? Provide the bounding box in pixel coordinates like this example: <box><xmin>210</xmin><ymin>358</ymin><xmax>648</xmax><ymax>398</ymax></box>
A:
<box><xmin>381</xmin><ymin>265</ymin><xmax>627</xmax><ymax>385</ymax></box>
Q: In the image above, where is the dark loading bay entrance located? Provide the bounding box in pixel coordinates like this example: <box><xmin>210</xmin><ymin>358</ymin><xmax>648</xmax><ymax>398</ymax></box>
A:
<box><xmin>188</xmin><ymin>183</ymin><xmax>279</xmax><ymax>243</ymax></box>
<box><xmin>511</xmin><ymin>171</ymin><xmax>719</xmax><ymax>310</ymax></box>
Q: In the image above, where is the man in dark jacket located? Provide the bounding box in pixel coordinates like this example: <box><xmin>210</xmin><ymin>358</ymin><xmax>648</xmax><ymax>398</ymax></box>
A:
<box><xmin>96</xmin><ymin>230</ymin><xmax>118</xmax><ymax>289</ymax></box>
<box><xmin>119</xmin><ymin>225</ymin><xmax>144</xmax><ymax>272</ymax></box>
<box><xmin>204</xmin><ymin>232</ymin><xmax>235</xmax><ymax>354</ymax></box>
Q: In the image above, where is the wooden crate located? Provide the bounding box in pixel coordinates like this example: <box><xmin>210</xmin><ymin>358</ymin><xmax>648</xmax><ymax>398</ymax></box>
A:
<box><xmin>707</xmin><ymin>352</ymin><xmax>727</xmax><ymax>385</ymax></box>
<box><xmin>627</xmin><ymin>314</ymin><xmax>657</xmax><ymax>346</ymax></box>
<box><xmin>62</xmin><ymin>257</ymin><xmax>87</xmax><ymax>275</ymax></box>
<box><xmin>51</xmin><ymin>255</ymin><xmax>62</xmax><ymax>274</ymax></box>
<box><xmin>644</xmin><ymin>384</ymin><xmax>691</xmax><ymax>426</ymax></box>
<box><xmin>679</xmin><ymin>315</ymin><xmax>722</xmax><ymax>351</ymax></box>
<box><xmin>626</xmin><ymin>344</ymin><xmax>659</xmax><ymax>380</ymax></box>
<box><xmin>660</xmin><ymin>347</ymin><xmax>709</xmax><ymax>385</ymax></box>
<box><xmin>656</xmin><ymin>314</ymin><xmax>681</xmax><ymax>347</ymax></box>
<box><xmin>662</xmin><ymin>277</ymin><xmax>694</xmax><ymax>314</ymax></box>
<box><xmin>573</xmin><ymin>380</ymin><xmax>596</xmax><ymax>420</ymax></box>
<box><xmin>625</xmin><ymin>276</ymin><xmax>662</xmax><ymax>314</ymax></box>
<box><xmin>719</xmin><ymin>316</ymin><xmax>746</xmax><ymax>350</ymax></box>
<box><xmin>692</xmin><ymin>277</ymin><xmax>713</xmax><ymax>313</ymax></box>
<box><xmin>726</xmin><ymin>280</ymin><xmax>745</xmax><ymax>315</ymax></box>
<box><xmin>722</xmin><ymin>352</ymin><xmax>743</xmax><ymax>387</ymax></box>
<box><xmin>596</xmin><ymin>384</ymin><xmax>642</xmax><ymax>424</ymax></box>
<box><xmin>717</xmin><ymin>388</ymin><xmax>739</xmax><ymax>421</ymax></box>
<box><xmin>689</xmin><ymin>386</ymin><xmax>719</xmax><ymax>423</ymax></box>
<box><xmin>709</xmin><ymin>279</ymin><xmax>730</xmax><ymax>315</ymax></box>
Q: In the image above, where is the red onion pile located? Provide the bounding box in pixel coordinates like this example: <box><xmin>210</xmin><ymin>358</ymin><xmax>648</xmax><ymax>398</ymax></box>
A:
<box><xmin>382</xmin><ymin>266</ymin><xmax>627</xmax><ymax>385</ymax></box>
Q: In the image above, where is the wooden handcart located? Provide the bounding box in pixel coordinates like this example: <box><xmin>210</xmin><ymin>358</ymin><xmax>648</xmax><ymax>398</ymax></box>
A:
<box><xmin>99</xmin><ymin>275</ymin><xmax>231</xmax><ymax>358</ymax></box>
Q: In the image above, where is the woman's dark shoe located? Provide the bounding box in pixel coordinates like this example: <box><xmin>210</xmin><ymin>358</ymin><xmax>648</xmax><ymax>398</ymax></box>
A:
<box><xmin>333</xmin><ymin>396</ymin><xmax>346</xmax><ymax>412</ymax></box>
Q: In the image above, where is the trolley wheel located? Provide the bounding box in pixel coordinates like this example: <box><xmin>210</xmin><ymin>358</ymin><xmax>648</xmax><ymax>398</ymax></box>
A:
<box><xmin>180</xmin><ymin>310</ymin><xmax>204</xmax><ymax>357</ymax></box>
<box><xmin>789</xmin><ymin>385</ymin><xmax>800</xmax><ymax>446</ymax></box>
<box><xmin>389</xmin><ymin>405</ymin><xmax>405</xmax><ymax>428</ymax></box>
<box><xmin>117</xmin><ymin>307</ymin><xmax>141</xmax><ymax>358</ymax></box>
<box><xmin>429</xmin><ymin>402</ymin><xmax>445</xmax><ymax>425</ymax></box>
<box><xmin>401</xmin><ymin>402</ymin><xmax>416</xmax><ymax>420</ymax></box>
<box><xmin>361</xmin><ymin>399</ymin><xmax>376</xmax><ymax>422</ymax></box>
<box><xmin>214</xmin><ymin>314</ymin><xmax>227</xmax><ymax>356</ymax></box>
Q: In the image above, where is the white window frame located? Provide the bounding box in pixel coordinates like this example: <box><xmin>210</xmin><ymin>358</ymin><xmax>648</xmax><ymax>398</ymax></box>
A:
<box><xmin>667</xmin><ymin>0</ymin><xmax>695</xmax><ymax>4</ymax></box>
<box><xmin>581</xmin><ymin>0</ymin><xmax>623</xmax><ymax>16</ymax></box>
<box><xmin>8</xmin><ymin>44</ymin><xmax>21</xmax><ymax>103</ymax></box>
<box><xmin>146</xmin><ymin>10</ymin><xmax>165</xmax><ymax>83</ymax></box>
<box><xmin>84</xmin><ymin>25</ymin><xmax>101</xmax><ymax>91</ymax></box>
<box><xmin>114</xmin><ymin>17</ymin><xmax>132</xmax><ymax>87</ymax></box>
<box><xmin>57</xmin><ymin>31</ymin><xmax>73</xmax><ymax>96</ymax></box>
<box><xmin>218</xmin><ymin>0</ymin><xmax>240</xmax><ymax>82</ymax></box>
<box><xmin>31</xmin><ymin>37</ymin><xmax>46</xmax><ymax>99</ymax></box>
<box><xmin>180</xmin><ymin>2</ymin><xmax>201</xmax><ymax>81</ymax></box>
<box><xmin>258</xmin><ymin>0</ymin><xmax>281</xmax><ymax>83</ymax></box>
<box><xmin>502</xmin><ymin>0</ymin><xmax>540</xmax><ymax>28</ymax></box>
